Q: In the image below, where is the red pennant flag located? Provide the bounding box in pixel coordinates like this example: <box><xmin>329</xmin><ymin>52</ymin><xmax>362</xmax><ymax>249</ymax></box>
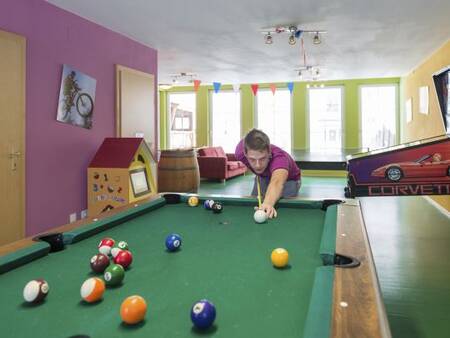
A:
<box><xmin>193</xmin><ymin>79</ymin><xmax>201</xmax><ymax>92</ymax></box>
<box><xmin>251</xmin><ymin>84</ymin><xmax>259</xmax><ymax>96</ymax></box>
<box><xmin>270</xmin><ymin>84</ymin><xmax>277</xmax><ymax>95</ymax></box>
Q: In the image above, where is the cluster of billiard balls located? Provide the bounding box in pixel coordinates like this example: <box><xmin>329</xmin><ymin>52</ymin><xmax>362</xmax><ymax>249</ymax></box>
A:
<box><xmin>203</xmin><ymin>199</ymin><xmax>223</xmax><ymax>213</ymax></box>
<box><xmin>189</xmin><ymin>196</ymin><xmax>268</xmax><ymax>223</ymax></box>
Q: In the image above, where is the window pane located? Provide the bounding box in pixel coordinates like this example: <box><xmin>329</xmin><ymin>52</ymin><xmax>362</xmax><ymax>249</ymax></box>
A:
<box><xmin>360</xmin><ymin>86</ymin><xmax>397</xmax><ymax>150</ymax></box>
<box><xmin>167</xmin><ymin>93</ymin><xmax>196</xmax><ymax>148</ymax></box>
<box><xmin>308</xmin><ymin>87</ymin><xmax>342</xmax><ymax>152</ymax></box>
<box><xmin>211</xmin><ymin>91</ymin><xmax>241</xmax><ymax>153</ymax></box>
<box><xmin>256</xmin><ymin>89</ymin><xmax>291</xmax><ymax>151</ymax></box>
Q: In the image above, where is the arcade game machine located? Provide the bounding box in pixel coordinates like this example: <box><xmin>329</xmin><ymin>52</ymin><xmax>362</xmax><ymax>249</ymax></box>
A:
<box><xmin>346</xmin><ymin>66</ymin><xmax>450</xmax><ymax>198</ymax></box>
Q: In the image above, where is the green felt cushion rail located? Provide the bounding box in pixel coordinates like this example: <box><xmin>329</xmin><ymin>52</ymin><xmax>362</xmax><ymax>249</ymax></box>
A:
<box><xmin>0</xmin><ymin>242</ymin><xmax>50</xmax><ymax>274</ymax></box>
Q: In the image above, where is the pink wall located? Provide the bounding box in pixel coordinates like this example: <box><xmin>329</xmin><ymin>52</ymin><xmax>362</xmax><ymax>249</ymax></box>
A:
<box><xmin>0</xmin><ymin>0</ymin><xmax>158</xmax><ymax>235</ymax></box>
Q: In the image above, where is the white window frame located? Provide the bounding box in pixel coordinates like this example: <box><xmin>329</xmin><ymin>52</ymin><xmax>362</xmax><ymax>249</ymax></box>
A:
<box><xmin>358</xmin><ymin>84</ymin><xmax>399</xmax><ymax>150</ymax></box>
<box><xmin>166</xmin><ymin>91</ymin><xmax>196</xmax><ymax>149</ymax></box>
<box><xmin>306</xmin><ymin>86</ymin><xmax>344</xmax><ymax>152</ymax></box>
<box><xmin>254</xmin><ymin>88</ymin><xmax>293</xmax><ymax>152</ymax></box>
<box><xmin>209</xmin><ymin>89</ymin><xmax>242</xmax><ymax>152</ymax></box>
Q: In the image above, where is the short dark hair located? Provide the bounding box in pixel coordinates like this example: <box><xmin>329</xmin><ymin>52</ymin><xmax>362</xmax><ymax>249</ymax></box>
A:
<box><xmin>244</xmin><ymin>129</ymin><xmax>270</xmax><ymax>153</ymax></box>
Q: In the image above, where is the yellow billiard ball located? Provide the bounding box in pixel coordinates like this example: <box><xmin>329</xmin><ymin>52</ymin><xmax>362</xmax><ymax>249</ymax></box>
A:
<box><xmin>188</xmin><ymin>196</ymin><xmax>199</xmax><ymax>207</ymax></box>
<box><xmin>271</xmin><ymin>248</ymin><xmax>289</xmax><ymax>268</ymax></box>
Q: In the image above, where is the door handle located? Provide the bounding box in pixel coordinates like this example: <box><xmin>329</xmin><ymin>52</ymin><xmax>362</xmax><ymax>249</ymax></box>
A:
<box><xmin>8</xmin><ymin>151</ymin><xmax>21</xmax><ymax>158</ymax></box>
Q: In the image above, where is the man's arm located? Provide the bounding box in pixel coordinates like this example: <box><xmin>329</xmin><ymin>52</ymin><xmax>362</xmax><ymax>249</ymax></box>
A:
<box><xmin>260</xmin><ymin>168</ymin><xmax>288</xmax><ymax>218</ymax></box>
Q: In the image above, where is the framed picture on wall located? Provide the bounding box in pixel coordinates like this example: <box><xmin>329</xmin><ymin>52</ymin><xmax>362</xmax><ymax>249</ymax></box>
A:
<box><xmin>56</xmin><ymin>64</ymin><xmax>96</xmax><ymax>129</ymax></box>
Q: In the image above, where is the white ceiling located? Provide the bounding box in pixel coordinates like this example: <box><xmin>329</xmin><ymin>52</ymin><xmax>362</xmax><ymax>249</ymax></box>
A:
<box><xmin>46</xmin><ymin>0</ymin><xmax>450</xmax><ymax>84</ymax></box>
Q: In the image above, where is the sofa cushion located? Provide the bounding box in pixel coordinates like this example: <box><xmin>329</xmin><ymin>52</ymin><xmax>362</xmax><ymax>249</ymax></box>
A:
<box><xmin>227</xmin><ymin>161</ymin><xmax>241</xmax><ymax>170</ymax></box>
<box><xmin>214</xmin><ymin>147</ymin><xmax>226</xmax><ymax>158</ymax></box>
<box><xmin>198</xmin><ymin>147</ymin><xmax>217</xmax><ymax>157</ymax></box>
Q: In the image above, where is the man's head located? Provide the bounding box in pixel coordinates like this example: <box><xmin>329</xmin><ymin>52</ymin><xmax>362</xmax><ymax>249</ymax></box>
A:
<box><xmin>244</xmin><ymin>129</ymin><xmax>271</xmax><ymax>174</ymax></box>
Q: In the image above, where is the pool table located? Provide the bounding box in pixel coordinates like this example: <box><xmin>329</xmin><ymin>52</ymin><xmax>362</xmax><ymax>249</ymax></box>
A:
<box><xmin>0</xmin><ymin>194</ymin><xmax>391</xmax><ymax>338</ymax></box>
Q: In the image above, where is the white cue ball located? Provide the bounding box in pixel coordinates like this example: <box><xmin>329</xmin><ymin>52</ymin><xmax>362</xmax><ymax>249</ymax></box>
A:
<box><xmin>254</xmin><ymin>210</ymin><xmax>268</xmax><ymax>223</ymax></box>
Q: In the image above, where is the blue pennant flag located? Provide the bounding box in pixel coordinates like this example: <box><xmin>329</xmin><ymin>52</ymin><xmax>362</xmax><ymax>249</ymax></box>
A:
<box><xmin>213</xmin><ymin>82</ymin><xmax>222</xmax><ymax>93</ymax></box>
<box><xmin>287</xmin><ymin>82</ymin><xmax>294</xmax><ymax>94</ymax></box>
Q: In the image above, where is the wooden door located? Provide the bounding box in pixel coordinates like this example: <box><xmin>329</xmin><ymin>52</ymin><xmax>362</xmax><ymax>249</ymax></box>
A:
<box><xmin>115</xmin><ymin>65</ymin><xmax>156</xmax><ymax>153</ymax></box>
<box><xmin>0</xmin><ymin>30</ymin><xmax>26</xmax><ymax>245</ymax></box>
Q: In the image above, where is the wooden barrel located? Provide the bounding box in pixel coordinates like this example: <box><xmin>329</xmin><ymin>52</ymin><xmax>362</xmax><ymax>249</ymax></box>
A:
<box><xmin>157</xmin><ymin>149</ymin><xmax>200</xmax><ymax>193</ymax></box>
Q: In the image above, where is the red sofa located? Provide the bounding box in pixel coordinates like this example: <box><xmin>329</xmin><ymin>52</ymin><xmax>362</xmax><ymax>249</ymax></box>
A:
<box><xmin>197</xmin><ymin>146</ymin><xmax>247</xmax><ymax>181</ymax></box>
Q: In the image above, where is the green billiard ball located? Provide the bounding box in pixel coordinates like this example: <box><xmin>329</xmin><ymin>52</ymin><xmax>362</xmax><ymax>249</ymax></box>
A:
<box><xmin>104</xmin><ymin>264</ymin><xmax>125</xmax><ymax>286</ymax></box>
<box><xmin>117</xmin><ymin>241</ymin><xmax>129</xmax><ymax>250</ymax></box>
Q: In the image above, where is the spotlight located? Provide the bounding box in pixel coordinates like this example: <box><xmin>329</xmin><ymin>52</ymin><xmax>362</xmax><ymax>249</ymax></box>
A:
<box><xmin>313</xmin><ymin>32</ymin><xmax>321</xmax><ymax>45</ymax></box>
<box><xmin>288</xmin><ymin>34</ymin><xmax>296</xmax><ymax>45</ymax></box>
<box><xmin>264</xmin><ymin>33</ymin><xmax>273</xmax><ymax>44</ymax></box>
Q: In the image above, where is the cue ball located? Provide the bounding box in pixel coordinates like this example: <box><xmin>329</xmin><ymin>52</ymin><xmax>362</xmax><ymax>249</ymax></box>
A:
<box><xmin>23</xmin><ymin>279</ymin><xmax>49</xmax><ymax>303</ymax></box>
<box><xmin>190</xmin><ymin>299</ymin><xmax>216</xmax><ymax>330</ymax></box>
<box><xmin>254</xmin><ymin>210</ymin><xmax>267</xmax><ymax>223</ymax></box>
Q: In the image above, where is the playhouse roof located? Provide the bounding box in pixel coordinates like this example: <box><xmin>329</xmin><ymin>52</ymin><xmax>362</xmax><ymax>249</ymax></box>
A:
<box><xmin>89</xmin><ymin>137</ymin><xmax>148</xmax><ymax>168</ymax></box>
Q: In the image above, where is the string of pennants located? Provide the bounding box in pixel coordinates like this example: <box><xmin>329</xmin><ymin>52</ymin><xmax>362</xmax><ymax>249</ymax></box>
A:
<box><xmin>193</xmin><ymin>79</ymin><xmax>294</xmax><ymax>96</ymax></box>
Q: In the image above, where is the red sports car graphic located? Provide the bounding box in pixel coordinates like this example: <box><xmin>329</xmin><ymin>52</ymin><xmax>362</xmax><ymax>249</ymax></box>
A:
<box><xmin>371</xmin><ymin>154</ymin><xmax>450</xmax><ymax>182</ymax></box>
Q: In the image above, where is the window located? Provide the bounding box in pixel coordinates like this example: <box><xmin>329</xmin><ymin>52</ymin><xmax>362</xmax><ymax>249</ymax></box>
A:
<box><xmin>360</xmin><ymin>85</ymin><xmax>397</xmax><ymax>150</ymax></box>
<box><xmin>308</xmin><ymin>87</ymin><xmax>343</xmax><ymax>152</ymax></box>
<box><xmin>256</xmin><ymin>89</ymin><xmax>291</xmax><ymax>151</ymax></box>
<box><xmin>167</xmin><ymin>92</ymin><xmax>196</xmax><ymax>148</ymax></box>
<box><xmin>211</xmin><ymin>91</ymin><xmax>241</xmax><ymax>153</ymax></box>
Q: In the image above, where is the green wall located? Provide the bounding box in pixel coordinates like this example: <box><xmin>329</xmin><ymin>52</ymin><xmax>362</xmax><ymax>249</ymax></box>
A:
<box><xmin>159</xmin><ymin>77</ymin><xmax>400</xmax><ymax>150</ymax></box>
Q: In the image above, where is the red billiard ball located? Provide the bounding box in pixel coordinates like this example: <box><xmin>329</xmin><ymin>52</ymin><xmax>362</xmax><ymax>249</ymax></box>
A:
<box><xmin>98</xmin><ymin>237</ymin><xmax>115</xmax><ymax>256</ymax></box>
<box><xmin>114</xmin><ymin>250</ymin><xmax>133</xmax><ymax>269</ymax></box>
<box><xmin>90</xmin><ymin>253</ymin><xmax>110</xmax><ymax>273</ymax></box>
<box><xmin>23</xmin><ymin>279</ymin><xmax>49</xmax><ymax>303</ymax></box>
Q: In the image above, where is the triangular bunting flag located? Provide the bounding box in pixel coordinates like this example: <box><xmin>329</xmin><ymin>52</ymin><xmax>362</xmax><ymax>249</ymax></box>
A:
<box><xmin>251</xmin><ymin>84</ymin><xmax>259</xmax><ymax>96</ymax></box>
<box><xmin>287</xmin><ymin>82</ymin><xmax>294</xmax><ymax>94</ymax></box>
<box><xmin>193</xmin><ymin>80</ymin><xmax>201</xmax><ymax>92</ymax></box>
<box><xmin>270</xmin><ymin>84</ymin><xmax>277</xmax><ymax>95</ymax></box>
<box><xmin>213</xmin><ymin>82</ymin><xmax>222</xmax><ymax>93</ymax></box>
<box><xmin>232</xmin><ymin>83</ymin><xmax>240</xmax><ymax>93</ymax></box>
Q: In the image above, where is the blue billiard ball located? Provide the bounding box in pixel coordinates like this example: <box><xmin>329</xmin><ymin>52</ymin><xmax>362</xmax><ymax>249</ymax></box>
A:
<box><xmin>203</xmin><ymin>200</ymin><xmax>212</xmax><ymax>209</ymax></box>
<box><xmin>190</xmin><ymin>299</ymin><xmax>216</xmax><ymax>330</ymax></box>
<box><xmin>165</xmin><ymin>234</ymin><xmax>182</xmax><ymax>252</ymax></box>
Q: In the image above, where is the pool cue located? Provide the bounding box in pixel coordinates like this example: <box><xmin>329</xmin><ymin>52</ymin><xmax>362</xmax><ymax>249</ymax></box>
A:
<box><xmin>256</xmin><ymin>176</ymin><xmax>262</xmax><ymax>208</ymax></box>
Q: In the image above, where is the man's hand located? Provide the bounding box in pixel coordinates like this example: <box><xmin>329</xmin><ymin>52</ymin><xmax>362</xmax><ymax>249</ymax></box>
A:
<box><xmin>254</xmin><ymin>203</ymin><xmax>277</xmax><ymax>218</ymax></box>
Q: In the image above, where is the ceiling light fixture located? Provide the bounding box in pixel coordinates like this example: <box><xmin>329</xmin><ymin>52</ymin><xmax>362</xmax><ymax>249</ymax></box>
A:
<box><xmin>260</xmin><ymin>25</ymin><xmax>326</xmax><ymax>46</ymax></box>
<box><xmin>264</xmin><ymin>32</ymin><xmax>273</xmax><ymax>44</ymax></box>
<box><xmin>313</xmin><ymin>32</ymin><xmax>321</xmax><ymax>45</ymax></box>
<box><xmin>169</xmin><ymin>72</ymin><xmax>197</xmax><ymax>85</ymax></box>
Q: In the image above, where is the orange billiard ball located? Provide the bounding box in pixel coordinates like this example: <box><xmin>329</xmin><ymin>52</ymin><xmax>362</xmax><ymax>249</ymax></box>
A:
<box><xmin>271</xmin><ymin>248</ymin><xmax>289</xmax><ymax>268</ymax></box>
<box><xmin>120</xmin><ymin>295</ymin><xmax>147</xmax><ymax>324</ymax></box>
<box><xmin>80</xmin><ymin>277</ymin><xmax>105</xmax><ymax>303</ymax></box>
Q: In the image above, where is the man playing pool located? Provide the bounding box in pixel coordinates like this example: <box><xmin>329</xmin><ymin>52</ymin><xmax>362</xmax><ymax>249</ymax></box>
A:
<box><xmin>235</xmin><ymin>129</ymin><xmax>301</xmax><ymax>219</ymax></box>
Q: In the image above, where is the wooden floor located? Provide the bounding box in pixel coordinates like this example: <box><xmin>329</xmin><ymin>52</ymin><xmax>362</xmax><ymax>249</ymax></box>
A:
<box><xmin>199</xmin><ymin>175</ymin><xmax>450</xmax><ymax>338</ymax></box>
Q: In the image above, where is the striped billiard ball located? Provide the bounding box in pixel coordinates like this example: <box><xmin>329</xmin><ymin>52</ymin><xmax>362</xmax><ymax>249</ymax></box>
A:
<box><xmin>23</xmin><ymin>279</ymin><xmax>49</xmax><ymax>303</ymax></box>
